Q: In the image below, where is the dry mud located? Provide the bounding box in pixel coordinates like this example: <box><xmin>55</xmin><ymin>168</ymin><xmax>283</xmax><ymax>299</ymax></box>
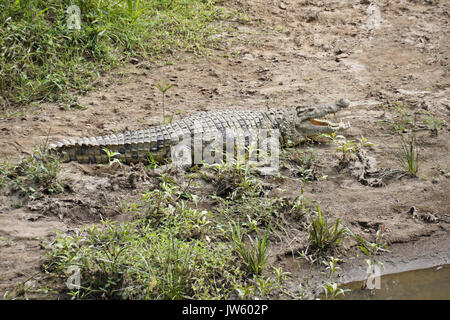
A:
<box><xmin>0</xmin><ymin>0</ymin><xmax>449</xmax><ymax>298</ymax></box>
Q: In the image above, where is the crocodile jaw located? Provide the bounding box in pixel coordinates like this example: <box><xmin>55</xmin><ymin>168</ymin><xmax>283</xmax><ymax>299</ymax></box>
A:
<box><xmin>296</xmin><ymin>118</ymin><xmax>350</xmax><ymax>136</ymax></box>
<box><xmin>294</xmin><ymin>98</ymin><xmax>350</xmax><ymax>137</ymax></box>
<box><xmin>309</xmin><ymin>118</ymin><xmax>350</xmax><ymax>129</ymax></box>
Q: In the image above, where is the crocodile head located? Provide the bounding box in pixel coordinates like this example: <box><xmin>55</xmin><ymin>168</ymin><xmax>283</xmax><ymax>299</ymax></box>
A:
<box><xmin>274</xmin><ymin>98</ymin><xmax>351</xmax><ymax>145</ymax></box>
<box><xmin>294</xmin><ymin>98</ymin><xmax>351</xmax><ymax>137</ymax></box>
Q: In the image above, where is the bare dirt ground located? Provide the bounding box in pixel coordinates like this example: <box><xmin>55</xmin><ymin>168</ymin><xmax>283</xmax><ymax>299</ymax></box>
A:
<box><xmin>0</xmin><ymin>0</ymin><xmax>449</xmax><ymax>298</ymax></box>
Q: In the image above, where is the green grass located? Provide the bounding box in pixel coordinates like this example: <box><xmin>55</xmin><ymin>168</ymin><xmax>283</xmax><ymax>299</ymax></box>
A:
<box><xmin>231</xmin><ymin>221</ymin><xmax>271</xmax><ymax>275</ymax></box>
<box><xmin>0</xmin><ymin>147</ymin><xmax>65</xmax><ymax>201</ymax></box>
<box><xmin>0</xmin><ymin>0</ymin><xmax>230</xmax><ymax>106</ymax></box>
<box><xmin>44</xmin><ymin>192</ymin><xmax>243</xmax><ymax>299</ymax></box>
<box><xmin>308</xmin><ymin>206</ymin><xmax>346</xmax><ymax>255</ymax></box>
<box><xmin>44</xmin><ymin>219</ymin><xmax>243</xmax><ymax>299</ymax></box>
<box><xmin>42</xmin><ymin>173</ymin><xmax>281</xmax><ymax>299</ymax></box>
<box><xmin>40</xmin><ymin>162</ymin><xmax>317</xmax><ymax>299</ymax></box>
<box><xmin>398</xmin><ymin>132</ymin><xmax>420</xmax><ymax>176</ymax></box>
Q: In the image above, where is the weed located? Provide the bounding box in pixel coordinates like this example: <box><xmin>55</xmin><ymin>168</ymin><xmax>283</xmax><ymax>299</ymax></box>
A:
<box><xmin>321</xmin><ymin>282</ymin><xmax>350</xmax><ymax>299</ymax></box>
<box><xmin>253</xmin><ymin>275</ymin><xmax>276</xmax><ymax>298</ymax></box>
<box><xmin>0</xmin><ymin>161</ymin><xmax>14</xmax><ymax>189</ymax></box>
<box><xmin>212</xmin><ymin>189</ymin><xmax>291</xmax><ymax>240</ymax></box>
<box><xmin>234</xmin><ymin>274</ymin><xmax>279</xmax><ymax>299</ymax></box>
<box><xmin>351</xmin><ymin>229</ymin><xmax>389</xmax><ymax>290</ymax></box>
<box><xmin>44</xmin><ymin>212</ymin><xmax>243</xmax><ymax>299</ymax></box>
<box><xmin>230</xmin><ymin>222</ymin><xmax>271</xmax><ymax>275</ymax></box>
<box><xmin>156</xmin><ymin>81</ymin><xmax>173</xmax><ymax>123</ymax></box>
<box><xmin>320</xmin><ymin>256</ymin><xmax>350</xmax><ymax>299</ymax></box>
<box><xmin>424</xmin><ymin>114</ymin><xmax>445</xmax><ymax>136</ymax></box>
<box><xmin>384</xmin><ymin>102</ymin><xmax>423</xmax><ymax>176</ymax></box>
<box><xmin>388</xmin><ymin>102</ymin><xmax>415</xmax><ymax>134</ymax></box>
<box><xmin>387</xmin><ymin>102</ymin><xmax>444</xmax><ymax>135</ymax></box>
<box><xmin>272</xmin><ymin>266</ymin><xmax>290</xmax><ymax>285</ymax></box>
<box><xmin>164</xmin><ymin>109</ymin><xmax>182</xmax><ymax>124</ymax></box>
<box><xmin>352</xmin><ymin>229</ymin><xmax>389</xmax><ymax>267</ymax></box>
<box><xmin>145</xmin><ymin>151</ymin><xmax>159</xmax><ymax>169</ymax></box>
<box><xmin>0</xmin><ymin>236</ymin><xmax>13</xmax><ymax>247</ymax></box>
<box><xmin>397</xmin><ymin>132</ymin><xmax>420</xmax><ymax>176</ymax></box>
<box><xmin>204</xmin><ymin>153</ymin><xmax>260</xmax><ymax>199</ymax></box>
<box><xmin>102</xmin><ymin>147</ymin><xmax>122</xmax><ymax>167</ymax></box>
<box><xmin>234</xmin><ymin>282</ymin><xmax>255</xmax><ymax>299</ymax></box>
<box><xmin>289</xmin><ymin>190</ymin><xmax>313</xmax><ymax>224</ymax></box>
<box><xmin>282</xmin><ymin>147</ymin><xmax>324</xmax><ymax>182</ymax></box>
<box><xmin>0</xmin><ymin>147</ymin><xmax>64</xmax><ymax>200</ymax></box>
<box><xmin>322</xmin><ymin>133</ymin><xmax>373</xmax><ymax>163</ymax></box>
<box><xmin>308</xmin><ymin>206</ymin><xmax>346</xmax><ymax>255</ymax></box>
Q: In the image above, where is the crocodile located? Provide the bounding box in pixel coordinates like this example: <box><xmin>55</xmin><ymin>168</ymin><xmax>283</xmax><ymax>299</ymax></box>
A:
<box><xmin>49</xmin><ymin>99</ymin><xmax>351</xmax><ymax>165</ymax></box>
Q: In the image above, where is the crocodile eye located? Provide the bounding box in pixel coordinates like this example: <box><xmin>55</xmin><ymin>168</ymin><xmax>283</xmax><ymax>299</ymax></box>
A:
<box><xmin>296</xmin><ymin>106</ymin><xmax>314</xmax><ymax>115</ymax></box>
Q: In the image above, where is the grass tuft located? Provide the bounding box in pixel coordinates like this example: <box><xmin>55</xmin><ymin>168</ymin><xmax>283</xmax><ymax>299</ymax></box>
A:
<box><xmin>0</xmin><ymin>146</ymin><xmax>64</xmax><ymax>201</ymax></box>
<box><xmin>308</xmin><ymin>206</ymin><xmax>346</xmax><ymax>255</ymax></box>
<box><xmin>0</xmin><ymin>0</ymin><xmax>230</xmax><ymax>106</ymax></box>
<box><xmin>398</xmin><ymin>132</ymin><xmax>420</xmax><ymax>177</ymax></box>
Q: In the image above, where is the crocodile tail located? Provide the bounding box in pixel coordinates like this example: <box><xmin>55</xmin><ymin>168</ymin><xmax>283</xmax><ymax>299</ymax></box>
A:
<box><xmin>48</xmin><ymin>131</ymin><xmax>171</xmax><ymax>164</ymax></box>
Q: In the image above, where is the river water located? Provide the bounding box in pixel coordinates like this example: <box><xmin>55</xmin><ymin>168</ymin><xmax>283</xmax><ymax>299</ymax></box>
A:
<box><xmin>339</xmin><ymin>264</ymin><xmax>450</xmax><ymax>300</ymax></box>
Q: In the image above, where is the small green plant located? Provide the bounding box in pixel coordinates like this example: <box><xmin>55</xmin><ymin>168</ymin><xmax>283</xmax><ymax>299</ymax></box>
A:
<box><xmin>322</xmin><ymin>133</ymin><xmax>373</xmax><ymax>163</ymax></box>
<box><xmin>145</xmin><ymin>152</ymin><xmax>159</xmax><ymax>169</ymax></box>
<box><xmin>353</xmin><ymin>229</ymin><xmax>389</xmax><ymax>266</ymax></box>
<box><xmin>156</xmin><ymin>81</ymin><xmax>173</xmax><ymax>123</ymax></box>
<box><xmin>321</xmin><ymin>282</ymin><xmax>350</xmax><ymax>299</ymax></box>
<box><xmin>234</xmin><ymin>282</ymin><xmax>255</xmax><ymax>299</ymax></box>
<box><xmin>356</xmin><ymin>135</ymin><xmax>374</xmax><ymax>149</ymax></box>
<box><xmin>102</xmin><ymin>148</ymin><xmax>122</xmax><ymax>167</ymax></box>
<box><xmin>321</xmin><ymin>133</ymin><xmax>355</xmax><ymax>162</ymax></box>
<box><xmin>322</xmin><ymin>256</ymin><xmax>341</xmax><ymax>275</ymax></box>
<box><xmin>351</xmin><ymin>229</ymin><xmax>389</xmax><ymax>290</ymax></box>
<box><xmin>424</xmin><ymin>115</ymin><xmax>445</xmax><ymax>136</ymax></box>
<box><xmin>0</xmin><ymin>160</ymin><xmax>14</xmax><ymax>188</ymax></box>
<box><xmin>211</xmin><ymin>187</ymin><xmax>291</xmax><ymax>247</ymax></box>
<box><xmin>290</xmin><ymin>190</ymin><xmax>313</xmax><ymax>220</ymax></box>
<box><xmin>204</xmin><ymin>151</ymin><xmax>260</xmax><ymax>199</ymax></box>
<box><xmin>320</xmin><ymin>256</ymin><xmax>350</xmax><ymax>299</ymax></box>
<box><xmin>231</xmin><ymin>222</ymin><xmax>271</xmax><ymax>275</ymax></box>
<box><xmin>272</xmin><ymin>266</ymin><xmax>290</xmax><ymax>285</ymax></box>
<box><xmin>165</xmin><ymin>109</ymin><xmax>183</xmax><ymax>124</ymax></box>
<box><xmin>0</xmin><ymin>236</ymin><xmax>13</xmax><ymax>247</ymax></box>
<box><xmin>398</xmin><ymin>132</ymin><xmax>420</xmax><ymax>176</ymax></box>
<box><xmin>234</xmin><ymin>274</ymin><xmax>278</xmax><ymax>299</ymax></box>
<box><xmin>282</xmin><ymin>147</ymin><xmax>324</xmax><ymax>182</ymax></box>
<box><xmin>254</xmin><ymin>275</ymin><xmax>276</xmax><ymax>298</ymax></box>
<box><xmin>308</xmin><ymin>206</ymin><xmax>346</xmax><ymax>254</ymax></box>
<box><xmin>388</xmin><ymin>102</ymin><xmax>415</xmax><ymax>134</ymax></box>
<box><xmin>384</xmin><ymin>103</ymin><xmax>422</xmax><ymax>176</ymax></box>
